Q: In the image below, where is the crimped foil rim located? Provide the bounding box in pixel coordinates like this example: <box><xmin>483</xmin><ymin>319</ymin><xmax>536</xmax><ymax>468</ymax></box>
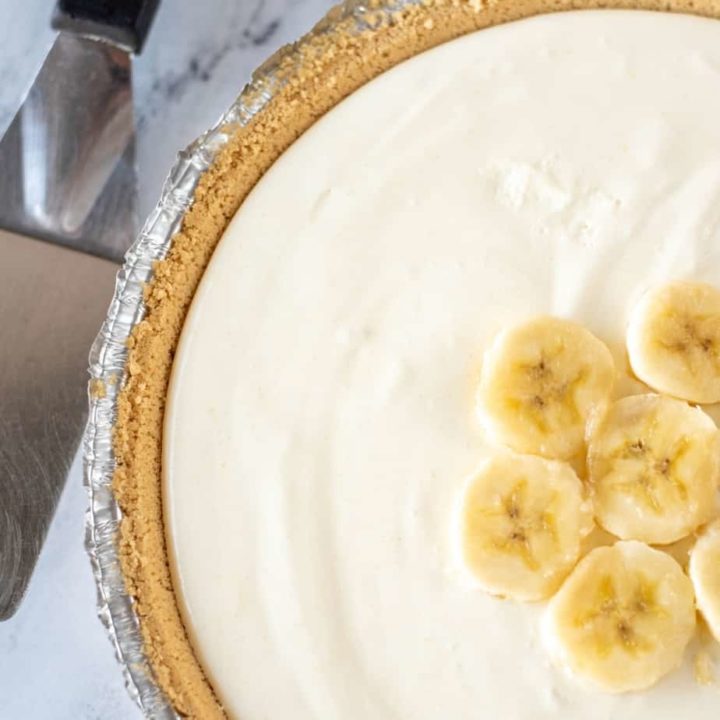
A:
<box><xmin>82</xmin><ymin>2</ymin><xmax>372</xmax><ymax>714</ymax></box>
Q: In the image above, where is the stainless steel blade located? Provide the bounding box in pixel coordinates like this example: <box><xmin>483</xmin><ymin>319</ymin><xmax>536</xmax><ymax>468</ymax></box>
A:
<box><xmin>0</xmin><ymin>230</ymin><xmax>118</xmax><ymax>619</ymax></box>
<box><xmin>0</xmin><ymin>30</ymin><xmax>137</xmax><ymax>618</ymax></box>
<box><xmin>0</xmin><ymin>32</ymin><xmax>137</xmax><ymax>262</ymax></box>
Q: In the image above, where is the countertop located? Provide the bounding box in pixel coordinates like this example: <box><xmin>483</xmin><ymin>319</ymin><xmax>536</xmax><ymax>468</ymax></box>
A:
<box><xmin>0</xmin><ymin>0</ymin><xmax>333</xmax><ymax>716</ymax></box>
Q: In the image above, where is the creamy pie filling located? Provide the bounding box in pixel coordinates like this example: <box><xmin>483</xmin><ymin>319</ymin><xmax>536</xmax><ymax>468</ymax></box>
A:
<box><xmin>165</xmin><ymin>10</ymin><xmax>720</xmax><ymax>718</ymax></box>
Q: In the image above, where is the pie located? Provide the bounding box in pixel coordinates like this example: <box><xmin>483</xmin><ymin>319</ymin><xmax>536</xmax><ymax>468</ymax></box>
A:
<box><xmin>112</xmin><ymin>0</ymin><xmax>720</xmax><ymax>717</ymax></box>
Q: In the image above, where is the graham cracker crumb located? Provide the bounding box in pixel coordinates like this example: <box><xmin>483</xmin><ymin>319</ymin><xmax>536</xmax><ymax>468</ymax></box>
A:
<box><xmin>112</xmin><ymin>0</ymin><xmax>720</xmax><ymax>717</ymax></box>
<box><xmin>89</xmin><ymin>379</ymin><xmax>106</xmax><ymax>400</ymax></box>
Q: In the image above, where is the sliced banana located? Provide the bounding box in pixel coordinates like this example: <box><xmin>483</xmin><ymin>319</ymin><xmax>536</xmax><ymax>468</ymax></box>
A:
<box><xmin>689</xmin><ymin>521</ymin><xmax>720</xmax><ymax>644</ymax></box>
<box><xmin>627</xmin><ymin>281</ymin><xmax>720</xmax><ymax>403</ymax></box>
<box><xmin>546</xmin><ymin>541</ymin><xmax>696</xmax><ymax>693</ymax></box>
<box><xmin>588</xmin><ymin>394</ymin><xmax>719</xmax><ymax>544</ymax></box>
<box><xmin>478</xmin><ymin>316</ymin><xmax>615</xmax><ymax>460</ymax></box>
<box><xmin>460</xmin><ymin>453</ymin><xmax>593</xmax><ymax>602</ymax></box>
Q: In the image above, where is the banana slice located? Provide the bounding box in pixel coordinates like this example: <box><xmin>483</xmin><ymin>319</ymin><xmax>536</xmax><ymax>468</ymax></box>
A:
<box><xmin>478</xmin><ymin>317</ymin><xmax>615</xmax><ymax>459</ymax></box>
<box><xmin>689</xmin><ymin>521</ymin><xmax>720</xmax><ymax>644</ymax></box>
<box><xmin>627</xmin><ymin>281</ymin><xmax>720</xmax><ymax>403</ymax></box>
<box><xmin>588</xmin><ymin>394</ymin><xmax>719</xmax><ymax>544</ymax></box>
<box><xmin>546</xmin><ymin>541</ymin><xmax>696</xmax><ymax>693</ymax></box>
<box><xmin>460</xmin><ymin>453</ymin><xmax>593</xmax><ymax>601</ymax></box>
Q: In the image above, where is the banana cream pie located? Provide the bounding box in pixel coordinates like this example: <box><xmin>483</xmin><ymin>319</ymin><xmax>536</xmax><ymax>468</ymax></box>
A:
<box><xmin>114</xmin><ymin>2</ymin><xmax>720</xmax><ymax>718</ymax></box>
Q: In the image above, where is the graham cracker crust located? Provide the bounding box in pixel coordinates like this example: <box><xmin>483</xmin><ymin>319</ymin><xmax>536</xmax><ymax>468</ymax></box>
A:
<box><xmin>112</xmin><ymin>0</ymin><xmax>720</xmax><ymax>716</ymax></box>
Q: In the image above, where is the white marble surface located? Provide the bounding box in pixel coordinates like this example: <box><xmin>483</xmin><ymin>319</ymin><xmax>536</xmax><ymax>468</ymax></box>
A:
<box><xmin>0</xmin><ymin>0</ymin><xmax>333</xmax><ymax>716</ymax></box>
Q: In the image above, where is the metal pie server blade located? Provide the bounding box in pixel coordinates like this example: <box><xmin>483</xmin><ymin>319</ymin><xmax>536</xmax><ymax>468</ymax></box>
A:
<box><xmin>0</xmin><ymin>0</ymin><xmax>159</xmax><ymax>620</ymax></box>
<box><xmin>0</xmin><ymin>232</ymin><xmax>118</xmax><ymax>619</ymax></box>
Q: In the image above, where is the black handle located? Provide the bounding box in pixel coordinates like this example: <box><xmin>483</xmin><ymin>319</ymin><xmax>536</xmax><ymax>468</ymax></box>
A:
<box><xmin>51</xmin><ymin>0</ymin><xmax>160</xmax><ymax>54</ymax></box>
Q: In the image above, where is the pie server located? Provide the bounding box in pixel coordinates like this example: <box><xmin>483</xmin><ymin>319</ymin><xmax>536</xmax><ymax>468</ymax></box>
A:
<box><xmin>0</xmin><ymin>0</ymin><xmax>159</xmax><ymax>620</ymax></box>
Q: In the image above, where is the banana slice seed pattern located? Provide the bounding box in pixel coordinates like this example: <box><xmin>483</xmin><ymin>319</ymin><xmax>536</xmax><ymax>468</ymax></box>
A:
<box><xmin>628</xmin><ymin>282</ymin><xmax>720</xmax><ymax>403</ymax></box>
<box><xmin>589</xmin><ymin>394</ymin><xmax>719</xmax><ymax>544</ymax></box>
<box><xmin>573</xmin><ymin>574</ymin><xmax>666</xmax><ymax>659</ymax></box>
<box><xmin>460</xmin><ymin>454</ymin><xmax>591</xmax><ymax>601</ymax></box>
<box><xmin>478</xmin><ymin>316</ymin><xmax>615</xmax><ymax>459</ymax></box>
<box><xmin>607</xmin><ymin>431</ymin><xmax>691</xmax><ymax>514</ymax></box>
<box><xmin>479</xmin><ymin>479</ymin><xmax>559</xmax><ymax>571</ymax></box>
<box><xmin>657</xmin><ymin>311</ymin><xmax>720</xmax><ymax>376</ymax></box>
<box><xmin>510</xmin><ymin>349</ymin><xmax>586</xmax><ymax>436</ymax></box>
